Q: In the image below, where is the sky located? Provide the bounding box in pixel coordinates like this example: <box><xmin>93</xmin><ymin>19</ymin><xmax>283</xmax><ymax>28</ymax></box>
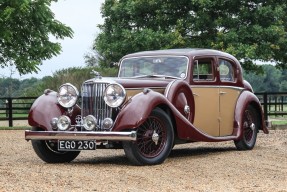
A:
<box><xmin>1</xmin><ymin>0</ymin><xmax>105</xmax><ymax>79</ymax></box>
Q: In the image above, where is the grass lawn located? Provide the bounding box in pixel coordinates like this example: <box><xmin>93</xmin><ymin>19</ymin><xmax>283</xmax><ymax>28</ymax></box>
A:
<box><xmin>0</xmin><ymin>114</ymin><xmax>28</xmax><ymax>118</ymax></box>
<box><xmin>271</xmin><ymin>120</ymin><xmax>287</xmax><ymax>125</ymax></box>
<box><xmin>0</xmin><ymin>126</ymin><xmax>31</xmax><ymax>130</ymax></box>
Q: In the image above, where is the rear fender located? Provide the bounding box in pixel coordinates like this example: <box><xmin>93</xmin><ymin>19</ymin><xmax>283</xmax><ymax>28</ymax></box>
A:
<box><xmin>234</xmin><ymin>91</ymin><xmax>268</xmax><ymax>139</ymax></box>
<box><xmin>28</xmin><ymin>90</ymin><xmax>81</xmax><ymax>131</ymax></box>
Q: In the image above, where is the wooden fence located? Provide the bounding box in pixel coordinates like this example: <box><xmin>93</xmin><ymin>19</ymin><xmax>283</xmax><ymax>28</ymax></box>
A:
<box><xmin>0</xmin><ymin>97</ymin><xmax>37</xmax><ymax>127</ymax></box>
<box><xmin>1</xmin><ymin>92</ymin><xmax>287</xmax><ymax>127</ymax></box>
<box><xmin>255</xmin><ymin>92</ymin><xmax>287</xmax><ymax>120</ymax></box>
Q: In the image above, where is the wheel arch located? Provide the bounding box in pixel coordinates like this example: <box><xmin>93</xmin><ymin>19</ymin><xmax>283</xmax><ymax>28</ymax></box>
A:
<box><xmin>235</xmin><ymin>91</ymin><xmax>268</xmax><ymax>138</ymax></box>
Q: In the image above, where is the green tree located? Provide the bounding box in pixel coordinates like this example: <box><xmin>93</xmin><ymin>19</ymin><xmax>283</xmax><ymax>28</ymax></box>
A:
<box><xmin>244</xmin><ymin>71</ymin><xmax>265</xmax><ymax>92</ymax></box>
<box><xmin>262</xmin><ymin>65</ymin><xmax>281</xmax><ymax>92</ymax></box>
<box><xmin>0</xmin><ymin>77</ymin><xmax>20</xmax><ymax>97</ymax></box>
<box><xmin>279</xmin><ymin>80</ymin><xmax>287</xmax><ymax>92</ymax></box>
<box><xmin>244</xmin><ymin>64</ymin><xmax>281</xmax><ymax>92</ymax></box>
<box><xmin>0</xmin><ymin>0</ymin><xmax>73</xmax><ymax>75</ymax></box>
<box><xmin>94</xmin><ymin>0</ymin><xmax>287</xmax><ymax>72</ymax></box>
<box><xmin>28</xmin><ymin>67</ymin><xmax>118</xmax><ymax>96</ymax></box>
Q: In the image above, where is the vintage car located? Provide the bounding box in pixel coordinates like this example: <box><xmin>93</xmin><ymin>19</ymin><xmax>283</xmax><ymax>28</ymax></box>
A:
<box><xmin>25</xmin><ymin>49</ymin><xmax>269</xmax><ymax>165</ymax></box>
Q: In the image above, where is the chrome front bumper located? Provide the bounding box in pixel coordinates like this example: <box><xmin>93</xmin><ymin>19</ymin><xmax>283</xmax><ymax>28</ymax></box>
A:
<box><xmin>25</xmin><ymin>130</ymin><xmax>137</xmax><ymax>141</ymax></box>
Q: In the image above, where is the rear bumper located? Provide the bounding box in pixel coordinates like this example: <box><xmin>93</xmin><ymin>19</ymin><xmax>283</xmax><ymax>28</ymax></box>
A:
<box><xmin>25</xmin><ymin>130</ymin><xmax>137</xmax><ymax>141</ymax></box>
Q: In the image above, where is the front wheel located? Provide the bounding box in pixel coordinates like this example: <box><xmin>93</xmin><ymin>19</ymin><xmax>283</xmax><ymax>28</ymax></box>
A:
<box><xmin>32</xmin><ymin>140</ymin><xmax>80</xmax><ymax>163</ymax></box>
<box><xmin>123</xmin><ymin>108</ymin><xmax>174</xmax><ymax>165</ymax></box>
<box><xmin>234</xmin><ymin>105</ymin><xmax>258</xmax><ymax>150</ymax></box>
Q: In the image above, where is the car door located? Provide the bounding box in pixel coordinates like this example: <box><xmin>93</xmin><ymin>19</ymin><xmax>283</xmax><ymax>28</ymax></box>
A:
<box><xmin>191</xmin><ymin>57</ymin><xmax>220</xmax><ymax>137</ymax></box>
<box><xmin>218</xmin><ymin>58</ymin><xmax>242</xmax><ymax>136</ymax></box>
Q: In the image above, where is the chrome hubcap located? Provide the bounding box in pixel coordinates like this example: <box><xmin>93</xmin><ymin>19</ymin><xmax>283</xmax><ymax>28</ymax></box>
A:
<box><xmin>250</xmin><ymin>123</ymin><xmax>255</xmax><ymax>131</ymax></box>
<box><xmin>152</xmin><ymin>130</ymin><xmax>159</xmax><ymax>145</ymax></box>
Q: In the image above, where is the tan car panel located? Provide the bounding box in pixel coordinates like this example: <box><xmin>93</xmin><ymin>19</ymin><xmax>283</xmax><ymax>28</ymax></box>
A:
<box><xmin>191</xmin><ymin>86</ymin><xmax>220</xmax><ymax>136</ymax></box>
<box><xmin>219</xmin><ymin>87</ymin><xmax>242</xmax><ymax>136</ymax></box>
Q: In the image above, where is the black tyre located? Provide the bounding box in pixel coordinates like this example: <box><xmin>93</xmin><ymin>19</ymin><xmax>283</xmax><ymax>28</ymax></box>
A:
<box><xmin>234</xmin><ymin>105</ymin><xmax>258</xmax><ymax>150</ymax></box>
<box><xmin>123</xmin><ymin>108</ymin><xmax>174</xmax><ymax>165</ymax></box>
<box><xmin>32</xmin><ymin>139</ymin><xmax>80</xmax><ymax>163</ymax></box>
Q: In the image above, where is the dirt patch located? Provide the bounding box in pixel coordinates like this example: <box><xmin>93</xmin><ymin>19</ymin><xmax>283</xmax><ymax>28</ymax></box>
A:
<box><xmin>0</xmin><ymin>130</ymin><xmax>286</xmax><ymax>191</ymax></box>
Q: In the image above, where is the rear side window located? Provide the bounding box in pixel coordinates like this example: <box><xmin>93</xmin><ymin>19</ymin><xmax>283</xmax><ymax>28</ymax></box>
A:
<box><xmin>193</xmin><ymin>59</ymin><xmax>215</xmax><ymax>81</ymax></box>
<box><xmin>219</xmin><ymin>59</ymin><xmax>235</xmax><ymax>82</ymax></box>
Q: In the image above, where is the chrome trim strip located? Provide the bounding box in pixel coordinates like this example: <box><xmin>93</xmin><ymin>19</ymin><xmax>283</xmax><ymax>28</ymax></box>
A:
<box><xmin>190</xmin><ymin>85</ymin><xmax>244</xmax><ymax>91</ymax></box>
<box><xmin>25</xmin><ymin>130</ymin><xmax>137</xmax><ymax>141</ymax></box>
<box><xmin>164</xmin><ymin>80</ymin><xmax>177</xmax><ymax>98</ymax></box>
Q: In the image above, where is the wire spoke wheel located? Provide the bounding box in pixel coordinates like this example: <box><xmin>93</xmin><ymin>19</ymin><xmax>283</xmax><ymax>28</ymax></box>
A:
<box><xmin>234</xmin><ymin>106</ymin><xmax>258</xmax><ymax>150</ymax></box>
<box><xmin>136</xmin><ymin>116</ymin><xmax>167</xmax><ymax>158</ymax></box>
<box><xmin>123</xmin><ymin>108</ymin><xmax>174</xmax><ymax>165</ymax></box>
<box><xmin>243</xmin><ymin>110</ymin><xmax>256</xmax><ymax>144</ymax></box>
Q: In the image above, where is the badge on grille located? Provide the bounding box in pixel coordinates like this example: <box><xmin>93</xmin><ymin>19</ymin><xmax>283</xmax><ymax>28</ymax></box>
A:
<box><xmin>75</xmin><ymin>115</ymin><xmax>82</xmax><ymax>126</ymax></box>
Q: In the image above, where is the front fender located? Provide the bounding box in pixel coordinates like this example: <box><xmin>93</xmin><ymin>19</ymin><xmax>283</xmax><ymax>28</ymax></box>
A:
<box><xmin>234</xmin><ymin>90</ymin><xmax>268</xmax><ymax>139</ymax></box>
<box><xmin>28</xmin><ymin>90</ymin><xmax>81</xmax><ymax>131</ymax></box>
<box><xmin>113</xmin><ymin>89</ymin><xmax>167</xmax><ymax>131</ymax></box>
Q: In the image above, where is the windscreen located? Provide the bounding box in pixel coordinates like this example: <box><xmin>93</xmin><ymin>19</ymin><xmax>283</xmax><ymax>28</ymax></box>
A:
<box><xmin>118</xmin><ymin>56</ymin><xmax>188</xmax><ymax>79</ymax></box>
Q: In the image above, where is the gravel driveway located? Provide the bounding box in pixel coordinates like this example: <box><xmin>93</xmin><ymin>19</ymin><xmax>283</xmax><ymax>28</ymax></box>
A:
<box><xmin>0</xmin><ymin>130</ymin><xmax>286</xmax><ymax>192</ymax></box>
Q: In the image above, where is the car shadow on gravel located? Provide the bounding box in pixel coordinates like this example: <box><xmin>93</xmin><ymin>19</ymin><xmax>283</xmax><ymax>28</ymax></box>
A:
<box><xmin>72</xmin><ymin>155</ymin><xmax>131</xmax><ymax>166</ymax></box>
<box><xmin>169</xmin><ymin>146</ymin><xmax>236</xmax><ymax>158</ymax></box>
<box><xmin>70</xmin><ymin>147</ymin><xmax>236</xmax><ymax>165</ymax></box>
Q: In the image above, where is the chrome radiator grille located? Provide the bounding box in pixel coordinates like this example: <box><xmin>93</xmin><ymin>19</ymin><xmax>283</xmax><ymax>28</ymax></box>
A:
<box><xmin>81</xmin><ymin>82</ymin><xmax>112</xmax><ymax>130</ymax></box>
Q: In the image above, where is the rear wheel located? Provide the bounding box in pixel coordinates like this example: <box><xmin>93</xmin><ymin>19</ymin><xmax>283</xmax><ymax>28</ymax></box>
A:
<box><xmin>234</xmin><ymin>106</ymin><xmax>258</xmax><ymax>150</ymax></box>
<box><xmin>123</xmin><ymin>108</ymin><xmax>174</xmax><ymax>165</ymax></box>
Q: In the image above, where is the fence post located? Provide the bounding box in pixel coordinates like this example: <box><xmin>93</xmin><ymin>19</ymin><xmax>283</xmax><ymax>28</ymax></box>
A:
<box><xmin>7</xmin><ymin>98</ymin><xmax>13</xmax><ymax>127</ymax></box>
<box><xmin>5</xmin><ymin>100</ymin><xmax>8</xmax><ymax>117</ymax></box>
<box><xmin>263</xmin><ymin>92</ymin><xmax>268</xmax><ymax>121</ymax></box>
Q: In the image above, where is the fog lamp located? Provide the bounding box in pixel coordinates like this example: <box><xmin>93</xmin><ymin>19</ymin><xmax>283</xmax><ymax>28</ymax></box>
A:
<box><xmin>57</xmin><ymin>115</ymin><xmax>71</xmax><ymax>131</ymax></box>
<box><xmin>102</xmin><ymin>118</ymin><xmax>113</xmax><ymax>130</ymax></box>
<box><xmin>50</xmin><ymin>117</ymin><xmax>59</xmax><ymax>130</ymax></box>
<box><xmin>83</xmin><ymin>115</ymin><xmax>97</xmax><ymax>131</ymax></box>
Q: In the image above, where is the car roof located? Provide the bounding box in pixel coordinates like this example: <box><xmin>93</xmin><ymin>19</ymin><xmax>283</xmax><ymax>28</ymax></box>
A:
<box><xmin>122</xmin><ymin>48</ymin><xmax>238</xmax><ymax>61</ymax></box>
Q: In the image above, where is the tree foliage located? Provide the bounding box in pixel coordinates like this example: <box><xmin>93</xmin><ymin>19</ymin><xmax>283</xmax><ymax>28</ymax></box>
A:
<box><xmin>41</xmin><ymin>67</ymin><xmax>118</xmax><ymax>91</ymax></box>
<box><xmin>244</xmin><ymin>65</ymin><xmax>287</xmax><ymax>92</ymax></box>
<box><xmin>0</xmin><ymin>0</ymin><xmax>73</xmax><ymax>75</ymax></box>
<box><xmin>94</xmin><ymin>0</ymin><xmax>287</xmax><ymax>72</ymax></box>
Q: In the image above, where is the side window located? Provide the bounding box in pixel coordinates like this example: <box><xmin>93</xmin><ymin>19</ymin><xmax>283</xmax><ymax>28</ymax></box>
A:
<box><xmin>219</xmin><ymin>59</ymin><xmax>235</xmax><ymax>82</ymax></box>
<box><xmin>193</xmin><ymin>58</ymin><xmax>215</xmax><ymax>81</ymax></box>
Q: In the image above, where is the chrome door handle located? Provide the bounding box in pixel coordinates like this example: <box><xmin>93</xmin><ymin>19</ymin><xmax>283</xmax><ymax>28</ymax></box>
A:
<box><xmin>220</xmin><ymin>91</ymin><xmax>227</xmax><ymax>95</ymax></box>
<box><xmin>193</xmin><ymin>93</ymin><xmax>199</xmax><ymax>96</ymax></box>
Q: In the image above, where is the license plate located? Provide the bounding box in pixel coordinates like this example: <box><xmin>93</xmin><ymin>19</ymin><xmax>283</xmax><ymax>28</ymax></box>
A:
<box><xmin>58</xmin><ymin>140</ymin><xmax>96</xmax><ymax>151</ymax></box>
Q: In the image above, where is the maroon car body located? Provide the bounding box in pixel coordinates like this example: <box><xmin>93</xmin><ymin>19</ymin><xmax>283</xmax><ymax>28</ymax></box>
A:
<box><xmin>25</xmin><ymin>49</ymin><xmax>268</xmax><ymax>165</ymax></box>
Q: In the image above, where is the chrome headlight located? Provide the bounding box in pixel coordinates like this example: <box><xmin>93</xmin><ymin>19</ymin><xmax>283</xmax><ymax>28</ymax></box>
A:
<box><xmin>104</xmin><ymin>83</ymin><xmax>126</xmax><ymax>108</ymax></box>
<box><xmin>57</xmin><ymin>83</ymin><xmax>79</xmax><ymax>108</ymax></box>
